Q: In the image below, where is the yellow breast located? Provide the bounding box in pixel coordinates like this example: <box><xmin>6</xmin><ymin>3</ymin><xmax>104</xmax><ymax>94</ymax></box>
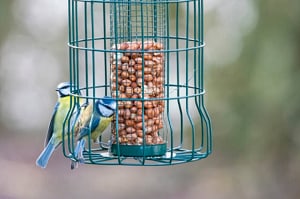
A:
<box><xmin>91</xmin><ymin>116</ymin><xmax>113</xmax><ymax>142</ymax></box>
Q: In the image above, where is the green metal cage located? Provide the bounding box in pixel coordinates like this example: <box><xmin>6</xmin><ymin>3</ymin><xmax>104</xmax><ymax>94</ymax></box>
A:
<box><xmin>64</xmin><ymin>0</ymin><xmax>212</xmax><ymax>166</ymax></box>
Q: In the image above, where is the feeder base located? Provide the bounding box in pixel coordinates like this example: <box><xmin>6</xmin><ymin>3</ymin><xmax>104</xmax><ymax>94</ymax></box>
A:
<box><xmin>111</xmin><ymin>143</ymin><xmax>167</xmax><ymax>157</ymax></box>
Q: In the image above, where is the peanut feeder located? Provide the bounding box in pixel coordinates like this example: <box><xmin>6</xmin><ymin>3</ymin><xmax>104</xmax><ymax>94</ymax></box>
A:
<box><xmin>110</xmin><ymin>40</ymin><xmax>166</xmax><ymax>156</ymax></box>
<box><xmin>66</xmin><ymin>0</ymin><xmax>212</xmax><ymax>166</ymax></box>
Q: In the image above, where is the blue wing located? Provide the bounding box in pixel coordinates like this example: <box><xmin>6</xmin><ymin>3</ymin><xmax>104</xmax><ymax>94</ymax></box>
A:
<box><xmin>90</xmin><ymin>115</ymin><xmax>101</xmax><ymax>132</ymax></box>
<box><xmin>78</xmin><ymin>114</ymin><xmax>100</xmax><ymax>140</ymax></box>
<box><xmin>45</xmin><ymin>102</ymin><xmax>59</xmax><ymax>146</ymax></box>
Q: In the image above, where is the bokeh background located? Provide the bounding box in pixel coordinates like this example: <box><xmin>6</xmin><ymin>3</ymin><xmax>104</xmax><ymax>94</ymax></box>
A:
<box><xmin>1</xmin><ymin>0</ymin><xmax>300</xmax><ymax>198</ymax></box>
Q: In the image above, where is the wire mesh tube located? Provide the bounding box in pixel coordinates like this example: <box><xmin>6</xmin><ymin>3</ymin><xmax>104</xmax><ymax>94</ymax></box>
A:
<box><xmin>109</xmin><ymin>1</ymin><xmax>168</xmax><ymax>156</ymax></box>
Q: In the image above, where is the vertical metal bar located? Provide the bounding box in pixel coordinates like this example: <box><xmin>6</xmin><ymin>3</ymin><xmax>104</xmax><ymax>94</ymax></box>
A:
<box><xmin>103</xmin><ymin>3</ymin><xmax>108</xmax><ymax>95</ymax></box>
<box><xmin>118</xmin><ymin>2</ymin><xmax>122</xmax><ymax>42</ymax></box>
<box><xmin>184</xmin><ymin>1</ymin><xmax>195</xmax><ymax>160</ymax></box>
<box><xmin>153</xmin><ymin>0</ymin><xmax>157</xmax><ymax>41</ymax></box>
<box><xmin>134</xmin><ymin>2</ymin><xmax>138</xmax><ymax>40</ymax></box>
<box><xmin>194</xmin><ymin>0</ymin><xmax>204</xmax><ymax>151</ymax></box>
<box><xmin>140</xmin><ymin>1</ymin><xmax>146</xmax><ymax>165</ymax></box>
<box><xmin>199</xmin><ymin>0</ymin><xmax>204</xmax><ymax>89</ymax></box>
<box><xmin>70</xmin><ymin>0</ymin><xmax>80</xmax><ymax>156</ymax></box>
<box><xmin>74</xmin><ymin>0</ymin><xmax>79</xmax><ymax>98</ymax></box>
<box><xmin>165</xmin><ymin>1</ymin><xmax>174</xmax><ymax>164</ymax></box>
<box><xmin>175</xmin><ymin>2</ymin><xmax>183</xmax><ymax>149</ymax></box>
<box><xmin>67</xmin><ymin>0</ymin><xmax>78</xmax><ymax>156</ymax></box>
<box><xmin>112</xmin><ymin>1</ymin><xmax>122</xmax><ymax>165</ymax></box>
<box><xmin>128</xmin><ymin>3</ymin><xmax>131</xmax><ymax>41</ymax></box>
<box><xmin>64</xmin><ymin>0</ymin><xmax>73</xmax><ymax>158</ymax></box>
<box><xmin>91</xmin><ymin>2</ymin><xmax>95</xmax><ymax>101</ymax></box>
<box><xmin>84</xmin><ymin>2</ymin><xmax>89</xmax><ymax>104</ymax></box>
<box><xmin>197</xmin><ymin>0</ymin><xmax>204</xmax><ymax>155</ymax></box>
<box><xmin>199</xmin><ymin>0</ymin><xmax>212</xmax><ymax>156</ymax></box>
<box><xmin>88</xmin><ymin>1</ymin><xmax>95</xmax><ymax>163</ymax></box>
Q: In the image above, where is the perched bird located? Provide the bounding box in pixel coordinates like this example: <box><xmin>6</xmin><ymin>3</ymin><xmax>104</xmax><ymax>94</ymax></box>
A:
<box><xmin>71</xmin><ymin>97</ymin><xmax>116</xmax><ymax>169</ymax></box>
<box><xmin>36</xmin><ymin>82</ymin><xmax>82</xmax><ymax>168</ymax></box>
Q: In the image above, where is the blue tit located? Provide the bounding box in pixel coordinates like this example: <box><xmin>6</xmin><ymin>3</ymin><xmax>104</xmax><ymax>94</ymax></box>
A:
<box><xmin>36</xmin><ymin>82</ymin><xmax>82</xmax><ymax>168</ymax></box>
<box><xmin>71</xmin><ymin>96</ymin><xmax>116</xmax><ymax>169</ymax></box>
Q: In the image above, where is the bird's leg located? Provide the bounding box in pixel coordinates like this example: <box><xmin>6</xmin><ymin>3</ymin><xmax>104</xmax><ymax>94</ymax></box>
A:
<box><xmin>98</xmin><ymin>139</ymin><xmax>112</xmax><ymax>149</ymax></box>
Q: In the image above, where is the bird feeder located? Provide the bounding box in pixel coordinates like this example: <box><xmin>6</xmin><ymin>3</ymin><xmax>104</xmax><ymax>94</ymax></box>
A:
<box><xmin>64</xmin><ymin>0</ymin><xmax>212</xmax><ymax>166</ymax></box>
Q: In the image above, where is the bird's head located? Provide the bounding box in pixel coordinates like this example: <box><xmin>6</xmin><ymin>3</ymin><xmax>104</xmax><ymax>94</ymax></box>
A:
<box><xmin>56</xmin><ymin>82</ymin><xmax>81</xmax><ymax>98</ymax></box>
<box><xmin>95</xmin><ymin>96</ymin><xmax>117</xmax><ymax>117</ymax></box>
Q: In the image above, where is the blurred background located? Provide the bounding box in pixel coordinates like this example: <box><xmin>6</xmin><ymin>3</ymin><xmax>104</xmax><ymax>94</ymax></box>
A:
<box><xmin>0</xmin><ymin>0</ymin><xmax>299</xmax><ymax>198</ymax></box>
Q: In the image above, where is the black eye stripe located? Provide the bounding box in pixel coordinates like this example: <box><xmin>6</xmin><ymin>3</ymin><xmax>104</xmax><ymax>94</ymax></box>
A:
<box><xmin>103</xmin><ymin>104</ymin><xmax>114</xmax><ymax>110</ymax></box>
<box><xmin>59</xmin><ymin>86</ymin><xmax>71</xmax><ymax>91</ymax></box>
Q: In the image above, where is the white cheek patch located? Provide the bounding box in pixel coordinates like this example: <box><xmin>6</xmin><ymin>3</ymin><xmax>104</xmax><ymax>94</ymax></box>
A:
<box><xmin>60</xmin><ymin>87</ymin><xmax>71</xmax><ymax>96</ymax></box>
<box><xmin>98</xmin><ymin>104</ymin><xmax>114</xmax><ymax>117</ymax></box>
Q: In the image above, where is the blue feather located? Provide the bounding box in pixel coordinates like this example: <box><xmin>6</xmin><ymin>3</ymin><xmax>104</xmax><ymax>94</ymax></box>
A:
<box><xmin>74</xmin><ymin>139</ymin><xmax>86</xmax><ymax>162</ymax></box>
<box><xmin>90</xmin><ymin>115</ymin><xmax>101</xmax><ymax>133</ymax></box>
<box><xmin>78</xmin><ymin>114</ymin><xmax>101</xmax><ymax>139</ymax></box>
<box><xmin>36</xmin><ymin>137</ymin><xmax>56</xmax><ymax>168</ymax></box>
<box><xmin>45</xmin><ymin>102</ymin><xmax>60</xmax><ymax>145</ymax></box>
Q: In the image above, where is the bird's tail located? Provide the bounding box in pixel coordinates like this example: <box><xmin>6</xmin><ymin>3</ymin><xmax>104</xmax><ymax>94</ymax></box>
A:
<box><xmin>36</xmin><ymin>138</ymin><xmax>56</xmax><ymax>168</ymax></box>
